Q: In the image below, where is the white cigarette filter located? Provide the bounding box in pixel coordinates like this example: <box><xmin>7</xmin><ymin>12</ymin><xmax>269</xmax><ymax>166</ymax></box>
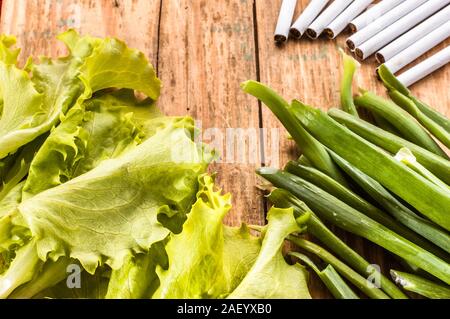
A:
<box><xmin>376</xmin><ymin>5</ymin><xmax>450</xmax><ymax>63</ymax></box>
<box><xmin>355</xmin><ymin>0</ymin><xmax>450</xmax><ymax>60</ymax></box>
<box><xmin>397</xmin><ymin>45</ymin><xmax>450</xmax><ymax>87</ymax></box>
<box><xmin>325</xmin><ymin>0</ymin><xmax>374</xmax><ymax>39</ymax></box>
<box><xmin>290</xmin><ymin>0</ymin><xmax>330</xmax><ymax>39</ymax></box>
<box><xmin>306</xmin><ymin>0</ymin><xmax>353</xmax><ymax>39</ymax></box>
<box><xmin>349</xmin><ymin>0</ymin><xmax>405</xmax><ymax>33</ymax></box>
<box><xmin>346</xmin><ymin>0</ymin><xmax>428</xmax><ymax>51</ymax></box>
<box><xmin>274</xmin><ymin>0</ymin><xmax>298</xmax><ymax>43</ymax></box>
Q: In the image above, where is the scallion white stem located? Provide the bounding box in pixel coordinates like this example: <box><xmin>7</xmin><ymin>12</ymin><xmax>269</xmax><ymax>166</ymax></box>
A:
<box><xmin>397</xmin><ymin>45</ymin><xmax>450</xmax><ymax>87</ymax></box>
<box><xmin>346</xmin><ymin>0</ymin><xmax>427</xmax><ymax>51</ymax></box>
<box><xmin>290</xmin><ymin>0</ymin><xmax>330</xmax><ymax>39</ymax></box>
<box><xmin>394</xmin><ymin>148</ymin><xmax>450</xmax><ymax>193</ymax></box>
<box><xmin>274</xmin><ymin>0</ymin><xmax>298</xmax><ymax>43</ymax></box>
<box><xmin>376</xmin><ymin>5</ymin><xmax>450</xmax><ymax>63</ymax></box>
<box><xmin>355</xmin><ymin>0</ymin><xmax>450</xmax><ymax>60</ymax></box>
<box><xmin>349</xmin><ymin>0</ymin><xmax>405</xmax><ymax>33</ymax></box>
<box><xmin>306</xmin><ymin>0</ymin><xmax>353</xmax><ymax>39</ymax></box>
<box><xmin>324</xmin><ymin>0</ymin><xmax>374</xmax><ymax>39</ymax></box>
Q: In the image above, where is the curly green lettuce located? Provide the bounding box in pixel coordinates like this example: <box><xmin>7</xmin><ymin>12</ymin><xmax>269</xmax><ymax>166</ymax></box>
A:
<box><xmin>228</xmin><ymin>207</ymin><xmax>311</xmax><ymax>299</ymax></box>
<box><xmin>18</xmin><ymin>116</ymin><xmax>211</xmax><ymax>273</ymax></box>
<box><xmin>0</xmin><ymin>29</ymin><xmax>160</xmax><ymax>160</ymax></box>
<box><xmin>152</xmin><ymin>175</ymin><xmax>261</xmax><ymax>299</ymax></box>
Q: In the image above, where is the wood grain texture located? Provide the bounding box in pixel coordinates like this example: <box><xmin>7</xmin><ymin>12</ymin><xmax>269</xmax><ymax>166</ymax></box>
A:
<box><xmin>1</xmin><ymin>0</ymin><xmax>449</xmax><ymax>298</ymax></box>
<box><xmin>158</xmin><ymin>0</ymin><xmax>265</xmax><ymax>225</ymax></box>
<box><xmin>0</xmin><ymin>0</ymin><xmax>161</xmax><ymax>65</ymax></box>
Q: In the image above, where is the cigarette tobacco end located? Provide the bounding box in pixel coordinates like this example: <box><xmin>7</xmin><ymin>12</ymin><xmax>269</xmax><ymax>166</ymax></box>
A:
<box><xmin>324</xmin><ymin>28</ymin><xmax>334</xmax><ymax>40</ymax></box>
<box><xmin>375</xmin><ymin>52</ymin><xmax>385</xmax><ymax>64</ymax></box>
<box><xmin>306</xmin><ymin>29</ymin><xmax>318</xmax><ymax>39</ymax></box>
<box><xmin>355</xmin><ymin>48</ymin><xmax>364</xmax><ymax>60</ymax></box>
<box><xmin>274</xmin><ymin>34</ymin><xmax>287</xmax><ymax>44</ymax></box>
<box><xmin>346</xmin><ymin>39</ymin><xmax>355</xmax><ymax>51</ymax></box>
<box><xmin>348</xmin><ymin>23</ymin><xmax>357</xmax><ymax>34</ymax></box>
<box><xmin>289</xmin><ymin>28</ymin><xmax>302</xmax><ymax>40</ymax></box>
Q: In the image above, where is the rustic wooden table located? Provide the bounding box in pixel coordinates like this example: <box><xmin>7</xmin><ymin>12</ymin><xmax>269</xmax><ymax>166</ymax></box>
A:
<box><xmin>1</xmin><ymin>0</ymin><xmax>448</xmax><ymax>298</ymax></box>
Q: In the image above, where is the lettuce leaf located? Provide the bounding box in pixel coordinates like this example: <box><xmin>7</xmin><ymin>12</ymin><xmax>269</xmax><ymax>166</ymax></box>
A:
<box><xmin>22</xmin><ymin>90</ymin><xmax>159</xmax><ymax>199</ymax></box>
<box><xmin>0</xmin><ymin>182</ymin><xmax>30</xmax><ymax>254</ymax></box>
<box><xmin>0</xmin><ymin>30</ymin><xmax>160</xmax><ymax>160</ymax></box>
<box><xmin>0</xmin><ymin>136</ymin><xmax>45</xmax><ymax>201</ymax></box>
<box><xmin>153</xmin><ymin>175</ymin><xmax>260</xmax><ymax>299</ymax></box>
<box><xmin>35</xmin><ymin>266</ymin><xmax>111</xmax><ymax>299</ymax></box>
<box><xmin>228</xmin><ymin>207</ymin><xmax>311</xmax><ymax>299</ymax></box>
<box><xmin>0</xmin><ymin>35</ymin><xmax>19</xmax><ymax>65</ymax></box>
<box><xmin>105</xmin><ymin>241</ymin><xmax>168</xmax><ymax>299</ymax></box>
<box><xmin>18</xmin><ymin>117</ymin><xmax>210</xmax><ymax>274</ymax></box>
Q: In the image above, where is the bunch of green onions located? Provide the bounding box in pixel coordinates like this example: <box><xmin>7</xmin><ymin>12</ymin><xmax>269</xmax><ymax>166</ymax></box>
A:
<box><xmin>243</xmin><ymin>51</ymin><xmax>450</xmax><ymax>299</ymax></box>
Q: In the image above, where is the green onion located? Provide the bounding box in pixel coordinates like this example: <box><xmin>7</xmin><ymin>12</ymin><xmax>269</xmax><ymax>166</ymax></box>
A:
<box><xmin>390</xmin><ymin>270</ymin><xmax>450</xmax><ymax>299</ymax></box>
<box><xmin>297</xmin><ymin>155</ymin><xmax>313</xmax><ymax>166</ymax></box>
<box><xmin>241</xmin><ymin>80</ymin><xmax>348</xmax><ymax>186</ymax></box>
<box><xmin>371</xmin><ymin>112</ymin><xmax>402</xmax><ymax>136</ymax></box>
<box><xmin>284</xmin><ymin>160</ymin><xmax>449</xmax><ymax>257</ymax></box>
<box><xmin>289</xmin><ymin>103</ymin><xmax>450</xmax><ymax>231</ymax></box>
<box><xmin>378</xmin><ymin>64</ymin><xmax>450</xmax><ymax>133</ymax></box>
<box><xmin>339</xmin><ymin>49</ymin><xmax>359</xmax><ymax>117</ymax></box>
<box><xmin>331</xmin><ymin>151</ymin><xmax>450</xmax><ymax>256</ymax></box>
<box><xmin>268</xmin><ymin>188</ymin><xmax>407</xmax><ymax>299</ymax></box>
<box><xmin>388</xmin><ymin>90</ymin><xmax>450</xmax><ymax>149</ymax></box>
<box><xmin>258</xmin><ymin>168</ymin><xmax>450</xmax><ymax>284</ymax></box>
<box><xmin>394</xmin><ymin>148</ymin><xmax>450</xmax><ymax>192</ymax></box>
<box><xmin>288</xmin><ymin>241</ymin><xmax>387</xmax><ymax>299</ymax></box>
<box><xmin>354</xmin><ymin>91</ymin><xmax>447</xmax><ymax>157</ymax></box>
<box><xmin>290</xmin><ymin>252</ymin><xmax>360</xmax><ymax>299</ymax></box>
<box><xmin>328</xmin><ymin>108</ymin><xmax>450</xmax><ymax>184</ymax></box>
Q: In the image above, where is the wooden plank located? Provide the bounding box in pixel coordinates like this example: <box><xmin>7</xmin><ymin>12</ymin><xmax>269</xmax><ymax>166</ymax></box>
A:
<box><xmin>158</xmin><ymin>0</ymin><xmax>265</xmax><ymax>225</ymax></box>
<box><xmin>0</xmin><ymin>0</ymin><xmax>161</xmax><ymax>66</ymax></box>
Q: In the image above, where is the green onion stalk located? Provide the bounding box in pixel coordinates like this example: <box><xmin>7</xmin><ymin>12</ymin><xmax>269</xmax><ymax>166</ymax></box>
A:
<box><xmin>258</xmin><ymin>169</ymin><xmax>450</xmax><ymax>284</ymax></box>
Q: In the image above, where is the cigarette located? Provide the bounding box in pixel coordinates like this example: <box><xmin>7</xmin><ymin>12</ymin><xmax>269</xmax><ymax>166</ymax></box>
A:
<box><xmin>383</xmin><ymin>21</ymin><xmax>450</xmax><ymax>74</ymax></box>
<box><xmin>349</xmin><ymin>0</ymin><xmax>405</xmax><ymax>33</ymax></box>
<box><xmin>274</xmin><ymin>0</ymin><xmax>298</xmax><ymax>43</ymax></box>
<box><xmin>346</xmin><ymin>0</ymin><xmax>427</xmax><ymax>51</ymax></box>
<box><xmin>306</xmin><ymin>0</ymin><xmax>353</xmax><ymax>39</ymax></box>
<box><xmin>396</xmin><ymin>45</ymin><xmax>450</xmax><ymax>87</ymax></box>
<box><xmin>290</xmin><ymin>0</ymin><xmax>330</xmax><ymax>39</ymax></box>
<box><xmin>324</xmin><ymin>0</ymin><xmax>374</xmax><ymax>39</ymax></box>
<box><xmin>355</xmin><ymin>0</ymin><xmax>450</xmax><ymax>60</ymax></box>
<box><xmin>376</xmin><ymin>5</ymin><xmax>450</xmax><ymax>63</ymax></box>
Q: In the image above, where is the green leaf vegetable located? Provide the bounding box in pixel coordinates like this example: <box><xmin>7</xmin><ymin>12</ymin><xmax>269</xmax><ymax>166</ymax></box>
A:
<box><xmin>378</xmin><ymin>64</ymin><xmax>450</xmax><ymax>134</ymax></box>
<box><xmin>390</xmin><ymin>270</ymin><xmax>450</xmax><ymax>299</ymax></box>
<box><xmin>153</xmin><ymin>175</ymin><xmax>261</xmax><ymax>298</ymax></box>
<box><xmin>267</xmin><ymin>188</ymin><xmax>406</xmax><ymax>299</ymax></box>
<box><xmin>241</xmin><ymin>80</ymin><xmax>348</xmax><ymax>186</ymax></box>
<box><xmin>0</xmin><ymin>29</ymin><xmax>160</xmax><ymax>160</ymax></box>
<box><xmin>284</xmin><ymin>161</ymin><xmax>443</xmax><ymax>255</ymax></box>
<box><xmin>331</xmin><ymin>152</ymin><xmax>450</xmax><ymax>256</ymax></box>
<box><xmin>354</xmin><ymin>91</ymin><xmax>447</xmax><ymax>158</ymax></box>
<box><xmin>257</xmin><ymin>168</ymin><xmax>450</xmax><ymax>284</ymax></box>
<box><xmin>328</xmin><ymin>108</ymin><xmax>450</xmax><ymax>185</ymax></box>
<box><xmin>291</xmin><ymin>252</ymin><xmax>359</xmax><ymax>299</ymax></box>
<box><xmin>339</xmin><ymin>49</ymin><xmax>359</xmax><ymax>117</ymax></box>
<box><xmin>0</xmin><ymin>30</ymin><xmax>317</xmax><ymax>300</ymax></box>
<box><xmin>229</xmin><ymin>207</ymin><xmax>311</xmax><ymax>299</ymax></box>
<box><xmin>290</xmin><ymin>102</ymin><xmax>450</xmax><ymax>232</ymax></box>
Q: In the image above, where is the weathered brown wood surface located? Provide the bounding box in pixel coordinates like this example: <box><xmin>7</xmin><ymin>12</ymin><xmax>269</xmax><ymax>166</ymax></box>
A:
<box><xmin>1</xmin><ymin>0</ymin><xmax>449</xmax><ymax>298</ymax></box>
